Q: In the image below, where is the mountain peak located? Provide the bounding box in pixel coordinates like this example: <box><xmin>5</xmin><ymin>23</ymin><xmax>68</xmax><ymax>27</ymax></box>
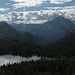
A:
<box><xmin>9</xmin><ymin>16</ymin><xmax>75</xmax><ymax>43</ymax></box>
<box><xmin>0</xmin><ymin>21</ymin><xmax>8</xmax><ymax>26</ymax></box>
<box><xmin>54</xmin><ymin>16</ymin><xmax>66</xmax><ymax>20</ymax></box>
<box><xmin>44</xmin><ymin>16</ymin><xmax>73</xmax><ymax>25</ymax></box>
<box><xmin>0</xmin><ymin>21</ymin><xmax>8</xmax><ymax>24</ymax></box>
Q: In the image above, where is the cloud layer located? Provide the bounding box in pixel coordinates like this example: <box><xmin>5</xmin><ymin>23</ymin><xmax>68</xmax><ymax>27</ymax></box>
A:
<box><xmin>50</xmin><ymin>0</ymin><xmax>72</xmax><ymax>4</ymax></box>
<box><xmin>11</xmin><ymin>0</ymin><xmax>43</xmax><ymax>8</ymax></box>
<box><xmin>0</xmin><ymin>5</ymin><xmax>75</xmax><ymax>24</ymax></box>
<box><xmin>0</xmin><ymin>8</ymin><xmax>9</xmax><ymax>11</ymax></box>
<box><xmin>0</xmin><ymin>0</ymin><xmax>74</xmax><ymax>24</ymax></box>
<box><xmin>11</xmin><ymin>0</ymin><xmax>73</xmax><ymax>9</ymax></box>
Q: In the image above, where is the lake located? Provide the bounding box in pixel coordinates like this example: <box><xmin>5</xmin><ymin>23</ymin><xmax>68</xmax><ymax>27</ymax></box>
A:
<box><xmin>0</xmin><ymin>55</ymin><xmax>41</xmax><ymax>66</ymax></box>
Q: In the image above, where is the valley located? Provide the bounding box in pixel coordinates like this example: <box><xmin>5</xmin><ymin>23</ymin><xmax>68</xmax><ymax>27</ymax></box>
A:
<box><xmin>0</xmin><ymin>16</ymin><xmax>75</xmax><ymax>75</ymax></box>
<box><xmin>0</xmin><ymin>0</ymin><xmax>75</xmax><ymax>74</ymax></box>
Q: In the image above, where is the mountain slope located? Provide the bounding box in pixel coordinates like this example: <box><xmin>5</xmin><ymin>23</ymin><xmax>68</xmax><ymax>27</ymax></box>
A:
<box><xmin>43</xmin><ymin>30</ymin><xmax>75</xmax><ymax>57</ymax></box>
<box><xmin>0</xmin><ymin>22</ymin><xmax>45</xmax><ymax>45</ymax></box>
<box><xmin>55</xmin><ymin>30</ymin><xmax>75</xmax><ymax>47</ymax></box>
<box><xmin>11</xmin><ymin>16</ymin><xmax>75</xmax><ymax>43</ymax></box>
<box><xmin>11</xmin><ymin>23</ymin><xmax>40</xmax><ymax>32</ymax></box>
<box><xmin>0</xmin><ymin>22</ymin><xmax>20</xmax><ymax>40</ymax></box>
<box><xmin>19</xmin><ymin>32</ymin><xmax>45</xmax><ymax>45</ymax></box>
<box><xmin>29</xmin><ymin>16</ymin><xmax>75</xmax><ymax>42</ymax></box>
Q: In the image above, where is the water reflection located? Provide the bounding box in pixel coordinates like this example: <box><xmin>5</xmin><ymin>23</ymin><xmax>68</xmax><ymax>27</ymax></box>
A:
<box><xmin>0</xmin><ymin>55</ymin><xmax>41</xmax><ymax>66</ymax></box>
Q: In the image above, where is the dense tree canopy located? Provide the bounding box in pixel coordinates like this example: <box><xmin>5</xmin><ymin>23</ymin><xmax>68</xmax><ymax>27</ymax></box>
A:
<box><xmin>0</xmin><ymin>59</ymin><xmax>75</xmax><ymax>75</ymax></box>
<box><xmin>0</xmin><ymin>39</ymin><xmax>75</xmax><ymax>75</ymax></box>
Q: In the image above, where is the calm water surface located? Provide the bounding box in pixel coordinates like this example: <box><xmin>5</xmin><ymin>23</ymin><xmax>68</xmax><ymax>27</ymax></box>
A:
<box><xmin>0</xmin><ymin>55</ymin><xmax>41</xmax><ymax>66</ymax></box>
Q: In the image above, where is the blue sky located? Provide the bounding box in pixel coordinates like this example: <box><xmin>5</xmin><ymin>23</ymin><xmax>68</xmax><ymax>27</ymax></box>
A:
<box><xmin>0</xmin><ymin>0</ymin><xmax>75</xmax><ymax>24</ymax></box>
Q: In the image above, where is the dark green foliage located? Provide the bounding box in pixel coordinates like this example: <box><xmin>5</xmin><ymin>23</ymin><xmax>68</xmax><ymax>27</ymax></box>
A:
<box><xmin>0</xmin><ymin>59</ymin><xmax>75</xmax><ymax>75</ymax></box>
<box><xmin>0</xmin><ymin>39</ymin><xmax>75</xmax><ymax>58</ymax></box>
<box><xmin>0</xmin><ymin>35</ymin><xmax>75</xmax><ymax>75</ymax></box>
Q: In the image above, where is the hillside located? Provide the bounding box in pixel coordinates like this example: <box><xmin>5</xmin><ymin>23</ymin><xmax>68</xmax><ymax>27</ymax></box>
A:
<box><xmin>19</xmin><ymin>32</ymin><xmax>45</xmax><ymax>45</ymax></box>
<box><xmin>11</xmin><ymin>16</ymin><xmax>75</xmax><ymax>42</ymax></box>
<box><xmin>0</xmin><ymin>22</ymin><xmax>44</xmax><ymax>45</ymax></box>
<box><xmin>0</xmin><ymin>22</ymin><xmax>20</xmax><ymax>40</ymax></box>
<box><xmin>55</xmin><ymin>30</ymin><xmax>75</xmax><ymax>48</ymax></box>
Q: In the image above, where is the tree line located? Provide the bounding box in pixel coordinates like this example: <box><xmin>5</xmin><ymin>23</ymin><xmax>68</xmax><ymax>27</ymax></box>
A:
<box><xmin>0</xmin><ymin>39</ymin><xmax>75</xmax><ymax>58</ymax></box>
<box><xmin>0</xmin><ymin>59</ymin><xmax>75</xmax><ymax>75</ymax></box>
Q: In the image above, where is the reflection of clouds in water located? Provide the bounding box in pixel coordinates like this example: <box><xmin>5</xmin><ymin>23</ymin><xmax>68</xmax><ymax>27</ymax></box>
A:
<box><xmin>26</xmin><ymin>56</ymin><xmax>41</xmax><ymax>61</ymax></box>
<box><xmin>0</xmin><ymin>55</ymin><xmax>41</xmax><ymax>66</ymax></box>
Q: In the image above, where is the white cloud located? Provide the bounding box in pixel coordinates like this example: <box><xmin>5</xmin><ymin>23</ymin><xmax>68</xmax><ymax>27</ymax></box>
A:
<box><xmin>22</xmin><ymin>6</ymin><xmax>75</xmax><ymax>24</ymax></box>
<box><xmin>7</xmin><ymin>11</ymin><xmax>25</xmax><ymax>24</ymax></box>
<box><xmin>0</xmin><ymin>6</ymin><xmax>75</xmax><ymax>24</ymax></box>
<box><xmin>0</xmin><ymin>8</ymin><xmax>9</xmax><ymax>11</ymax></box>
<box><xmin>11</xmin><ymin>0</ymin><xmax>73</xmax><ymax>9</ymax></box>
<box><xmin>0</xmin><ymin>11</ymin><xmax>25</xmax><ymax>24</ymax></box>
<box><xmin>0</xmin><ymin>15</ymin><xmax>9</xmax><ymax>21</ymax></box>
<box><xmin>50</xmin><ymin>0</ymin><xmax>72</xmax><ymax>4</ymax></box>
<box><xmin>45</xmin><ymin>6</ymin><xmax>75</xmax><ymax>10</ymax></box>
<box><xmin>11</xmin><ymin>0</ymin><xmax>43</xmax><ymax>8</ymax></box>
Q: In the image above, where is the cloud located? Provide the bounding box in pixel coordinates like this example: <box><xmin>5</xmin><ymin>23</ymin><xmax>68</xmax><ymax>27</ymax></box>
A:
<box><xmin>0</xmin><ymin>11</ymin><xmax>25</xmax><ymax>24</ymax></box>
<box><xmin>24</xmin><ymin>10</ymin><xmax>60</xmax><ymax>24</ymax></box>
<box><xmin>11</xmin><ymin>0</ymin><xmax>43</xmax><ymax>9</ymax></box>
<box><xmin>45</xmin><ymin>6</ymin><xmax>75</xmax><ymax>10</ymax></box>
<box><xmin>0</xmin><ymin>14</ymin><xmax>9</xmax><ymax>21</ymax></box>
<box><xmin>7</xmin><ymin>11</ymin><xmax>25</xmax><ymax>24</ymax></box>
<box><xmin>22</xmin><ymin>6</ymin><xmax>75</xmax><ymax>24</ymax></box>
<box><xmin>0</xmin><ymin>5</ymin><xmax>75</xmax><ymax>24</ymax></box>
<box><xmin>11</xmin><ymin>0</ymin><xmax>73</xmax><ymax>9</ymax></box>
<box><xmin>0</xmin><ymin>8</ymin><xmax>10</xmax><ymax>11</ymax></box>
<box><xmin>50</xmin><ymin>0</ymin><xmax>72</xmax><ymax>4</ymax></box>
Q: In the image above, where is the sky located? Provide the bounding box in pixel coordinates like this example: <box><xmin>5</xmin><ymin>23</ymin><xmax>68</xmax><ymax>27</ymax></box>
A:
<box><xmin>0</xmin><ymin>0</ymin><xmax>75</xmax><ymax>24</ymax></box>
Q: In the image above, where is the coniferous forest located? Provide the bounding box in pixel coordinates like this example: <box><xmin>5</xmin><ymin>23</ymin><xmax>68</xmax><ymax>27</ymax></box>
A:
<box><xmin>0</xmin><ymin>59</ymin><xmax>75</xmax><ymax>75</ymax></box>
<box><xmin>0</xmin><ymin>16</ymin><xmax>75</xmax><ymax>75</ymax></box>
<box><xmin>0</xmin><ymin>39</ymin><xmax>75</xmax><ymax>75</ymax></box>
<box><xmin>0</xmin><ymin>0</ymin><xmax>75</xmax><ymax>74</ymax></box>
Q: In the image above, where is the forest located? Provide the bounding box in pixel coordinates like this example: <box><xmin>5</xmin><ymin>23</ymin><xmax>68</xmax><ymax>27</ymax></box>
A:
<box><xmin>0</xmin><ymin>39</ymin><xmax>75</xmax><ymax>75</ymax></box>
<box><xmin>0</xmin><ymin>39</ymin><xmax>75</xmax><ymax>58</ymax></box>
<box><xmin>0</xmin><ymin>59</ymin><xmax>75</xmax><ymax>75</ymax></box>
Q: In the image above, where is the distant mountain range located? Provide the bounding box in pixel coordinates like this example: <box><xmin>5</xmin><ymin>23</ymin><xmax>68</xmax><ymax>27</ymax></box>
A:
<box><xmin>0</xmin><ymin>22</ymin><xmax>44</xmax><ymax>45</ymax></box>
<box><xmin>0</xmin><ymin>16</ymin><xmax>75</xmax><ymax>45</ymax></box>
<box><xmin>11</xmin><ymin>16</ymin><xmax>75</xmax><ymax>42</ymax></box>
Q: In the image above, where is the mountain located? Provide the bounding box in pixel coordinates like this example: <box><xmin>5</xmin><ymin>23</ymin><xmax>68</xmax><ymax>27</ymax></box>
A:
<box><xmin>11</xmin><ymin>16</ymin><xmax>75</xmax><ymax>43</ymax></box>
<box><xmin>32</xmin><ymin>16</ymin><xmax>75</xmax><ymax>42</ymax></box>
<box><xmin>10</xmin><ymin>23</ymin><xmax>40</xmax><ymax>32</ymax></box>
<box><xmin>0</xmin><ymin>22</ymin><xmax>20</xmax><ymax>40</ymax></box>
<box><xmin>0</xmin><ymin>22</ymin><xmax>44</xmax><ymax>45</ymax></box>
<box><xmin>19</xmin><ymin>32</ymin><xmax>45</xmax><ymax>45</ymax></box>
<box><xmin>49</xmin><ymin>30</ymin><xmax>75</xmax><ymax>57</ymax></box>
<box><xmin>44</xmin><ymin>30</ymin><xmax>75</xmax><ymax>58</ymax></box>
<box><xmin>55</xmin><ymin>30</ymin><xmax>75</xmax><ymax>47</ymax></box>
<box><xmin>42</xmin><ymin>16</ymin><xmax>75</xmax><ymax>41</ymax></box>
